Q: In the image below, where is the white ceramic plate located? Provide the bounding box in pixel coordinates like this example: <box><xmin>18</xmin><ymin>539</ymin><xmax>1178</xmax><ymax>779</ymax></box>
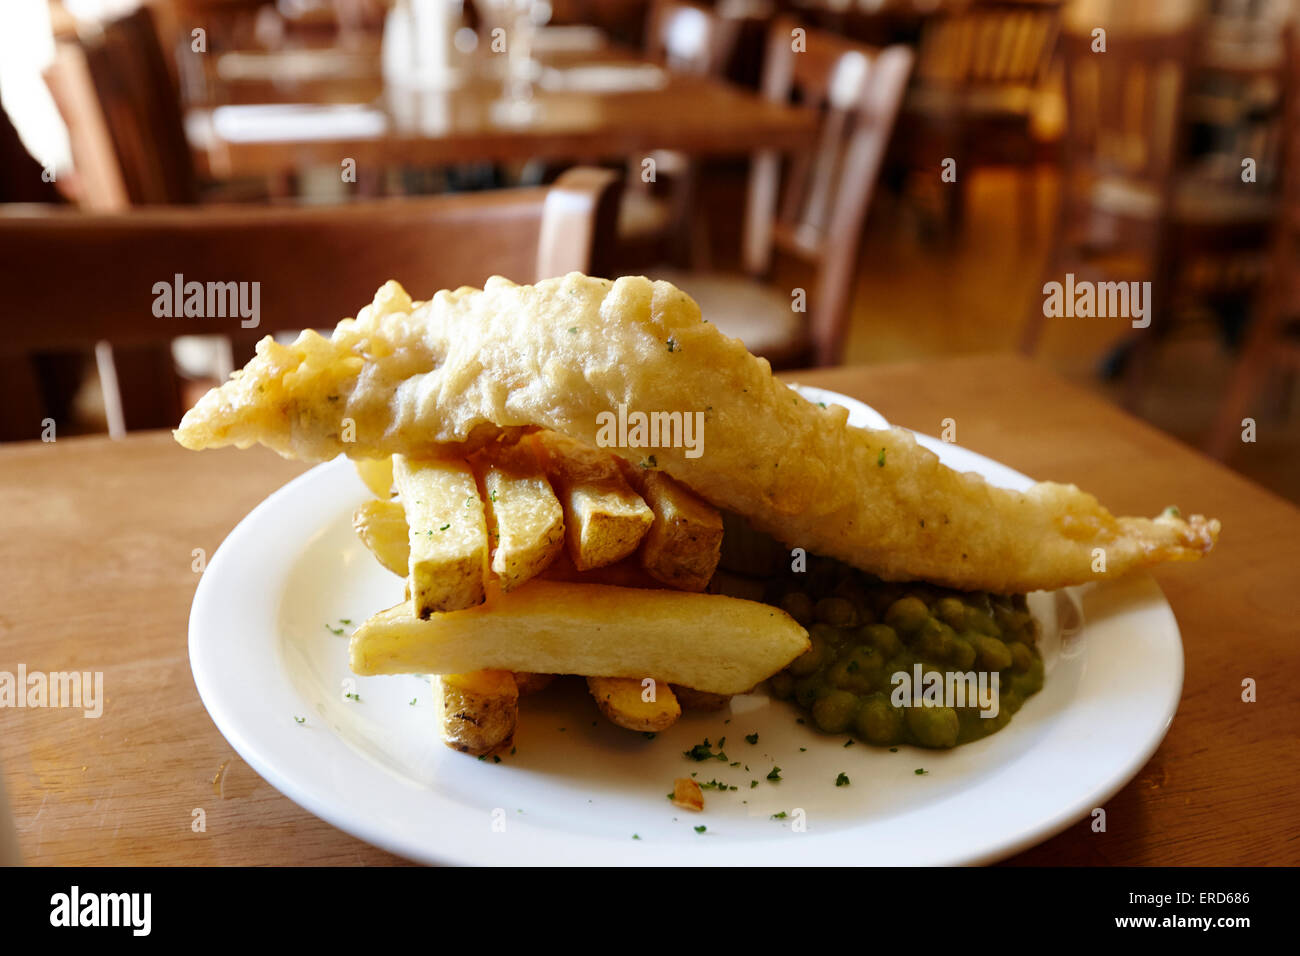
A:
<box><xmin>189</xmin><ymin>389</ymin><xmax>1183</xmax><ymax>866</ymax></box>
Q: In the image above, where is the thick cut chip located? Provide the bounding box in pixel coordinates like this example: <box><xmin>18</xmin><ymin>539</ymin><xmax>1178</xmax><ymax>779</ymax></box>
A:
<box><xmin>533</xmin><ymin>431</ymin><xmax>652</xmax><ymax>571</ymax></box>
<box><xmin>478</xmin><ymin>440</ymin><xmax>565</xmax><ymax>590</ymax></box>
<box><xmin>349</xmin><ymin>581</ymin><xmax>810</xmax><ymax>695</ymax></box>
<box><xmin>394</xmin><ymin>455</ymin><xmax>488</xmax><ymax>615</ymax></box>
<box><xmin>671</xmin><ymin>685</ymin><xmax>732</xmax><ymax>712</ymax></box>
<box><xmin>631</xmin><ymin>470</ymin><xmax>723</xmax><ymax>591</ymax></box>
<box><xmin>354</xmin><ymin>456</ymin><xmax>395</xmax><ymax>498</ymax></box>
<box><xmin>353</xmin><ymin>499</ymin><xmax>409</xmax><ymax>575</ymax></box>
<box><xmin>587</xmin><ymin>676</ymin><xmax>681</xmax><ymax>732</ymax></box>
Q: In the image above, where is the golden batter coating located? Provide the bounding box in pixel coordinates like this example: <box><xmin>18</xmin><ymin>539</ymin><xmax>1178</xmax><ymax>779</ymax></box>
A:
<box><xmin>175</xmin><ymin>273</ymin><xmax>1219</xmax><ymax>592</ymax></box>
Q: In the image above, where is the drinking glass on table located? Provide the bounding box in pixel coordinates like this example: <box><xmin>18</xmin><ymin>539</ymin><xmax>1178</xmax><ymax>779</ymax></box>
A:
<box><xmin>481</xmin><ymin>0</ymin><xmax>552</xmax><ymax>124</ymax></box>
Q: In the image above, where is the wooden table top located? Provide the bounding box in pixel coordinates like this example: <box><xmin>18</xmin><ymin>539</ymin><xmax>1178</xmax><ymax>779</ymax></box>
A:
<box><xmin>2</xmin><ymin>354</ymin><xmax>1296</xmax><ymax>865</ymax></box>
<box><xmin>191</xmin><ymin>43</ymin><xmax>815</xmax><ymax>177</ymax></box>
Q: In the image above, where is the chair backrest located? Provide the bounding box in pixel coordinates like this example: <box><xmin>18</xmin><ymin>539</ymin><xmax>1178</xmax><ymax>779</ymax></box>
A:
<box><xmin>1058</xmin><ymin>27</ymin><xmax>1195</xmax><ymax>198</ymax></box>
<box><xmin>0</xmin><ymin>167</ymin><xmax>619</xmax><ymax>435</ymax></box>
<box><xmin>743</xmin><ymin>18</ymin><xmax>913</xmax><ymax>365</ymax></box>
<box><xmin>66</xmin><ymin>6</ymin><xmax>200</xmax><ymax>205</ymax></box>
<box><xmin>915</xmin><ymin>0</ymin><xmax>1061</xmax><ymax>90</ymax></box>
<box><xmin>645</xmin><ymin>0</ymin><xmax>738</xmax><ymax>77</ymax></box>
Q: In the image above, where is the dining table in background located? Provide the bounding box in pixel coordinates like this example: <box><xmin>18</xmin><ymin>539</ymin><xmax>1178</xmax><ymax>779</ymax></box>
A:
<box><xmin>185</xmin><ymin>32</ymin><xmax>817</xmax><ymax>180</ymax></box>
<box><xmin>1</xmin><ymin>355</ymin><xmax>1296</xmax><ymax>865</ymax></box>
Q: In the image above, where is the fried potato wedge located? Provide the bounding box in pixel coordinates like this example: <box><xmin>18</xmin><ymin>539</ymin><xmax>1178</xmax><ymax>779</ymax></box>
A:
<box><xmin>671</xmin><ymin>685</ymin><xmax>732</xmax><ymax>712</ymax></box>
<box><xmin>587</xmin><ymin>676</ymin><xmax>681</xmax><ymax>732</ymax></box>
<box><xmin>394</xmin><ymin>455</ymin><xmax>488</xmax><ymax>615</ymax></box>
<box><xmin>353</xmin><ymin>499</ymin><xmax>409</xmax><ymax>576</ymax></box>
<box><xmin>432</xmin><ymin>669</ymin><xmax>518</xmax><ymax>756</ymax></box>
<box><xmin>533</xmin><ymin>432</ymin><xmax>652</xmax><ymax>571</ymax></box>
<box><xmin>354</xmin><ymin>456</ymin><xmax>395</xmax><ymax>499</ymax></box>
<box><xmin>538</xmin><ymin>549</ymin><xmax>662</xmax><ymax>589</ymax></box>
<box><xmin>632</xmin><ymin>471</ymin><xmax>723</xmax><ymax>592</ymax></box>
<box><xmin>512</xmin><ymin>672</ymin><xmax>555</xmax><ymax>697</ymax></box>
<box><xmin>349</xmin><ymin>581</ymin><xmax>810</xmax><ymax>695</ymax></box>
<box><xmin>479</xmin><ymin>441</ymin><xmax>565</xmax><ymax>591</ymax></box>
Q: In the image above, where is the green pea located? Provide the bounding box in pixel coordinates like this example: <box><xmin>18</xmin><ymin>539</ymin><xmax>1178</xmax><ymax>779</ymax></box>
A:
<box><xmin>861</xmin><ymin>623</ymin><xmax>902</xmax><ymax>658</ymax></box>
<box><xmin>812</xmin><ymin>690</ymin><xmax>859</xmax><ymax>734</ymax></box>
<box><xmin>913</xmin><ymin>618</ymin><xmax>957</xmax><ymax>662</ymax></box>
<box><xmin>793</xmin><ymin>676</ymin><xmax>825</xmax><ymax>709</ymax></box>
<box><xmin>934</xmin><ymin>596</ymin><xmax>968</xmax><ymax>629</ymax></box>
<box><xmin>947</xmin><ymin>635</ymin><xmax>977</xmax><ymax>670</ymax></box>
<box><xmin>767</xmin><ymin>671</ymin><xmax>795</xmax><ymax>700</ymax></box>
<box><xmin>964</xmin><ymin>606</ymin><xmax>1000</xmax><ymax>636</ymax></box>
<box><xmin>971</xmin><ymin>634</ymin><xmax>1013</xmax><ymax>671</ymax></box>
<box><xmin>787</xmin><ymin>634</ymin><xmax>826</xmax><ymax>677</ymax></box>
<box><xmin>827</xmin><ymin>646</ymin><xmax>882</xmax><ymax>694</ymax></box>
<box><xmin>854</xmin><ymin>693</ymin><xmax>903</xmax><ymax>745</ymax></box>
<box><xmin>780</xmin><ymin>591</ymin><xmax>814</xmax><ymax>625</ymax></box>
<box><xmin>815</xmin><ymin>596</ymin><xmax>858</xmax><ymax>628</ymax></box>
<box><xmin>905</xmin><ymin>706</ymin><xmax>960</xmax><ymax>748</ymax></box>
<box><xmin>1007</xmin><ymin>641</ymin><xmax>1035</xmax><ymax>673</ymax></box>
<box><xmin>884</xmin><ymin>596</ymin><xmax>930</xmax><ymax>635</ymax></box>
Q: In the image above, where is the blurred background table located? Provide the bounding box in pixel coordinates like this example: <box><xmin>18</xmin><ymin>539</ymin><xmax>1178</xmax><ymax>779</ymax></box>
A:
<box><xmin>188</xmin><ymin>39</ymin><xmax>818</xmax><ymax>177</ymax></box>
<box><xmin>2</xmin><ymin>355</ymin><xmax>1296</xmax><ymax>866</ymax></box>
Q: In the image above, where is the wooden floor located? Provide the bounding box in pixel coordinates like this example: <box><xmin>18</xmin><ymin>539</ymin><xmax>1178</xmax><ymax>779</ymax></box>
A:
<box><xmin>840</xmin><ymin>168</ymin><xmax>1300</xmax><ymax>505</ymax></box>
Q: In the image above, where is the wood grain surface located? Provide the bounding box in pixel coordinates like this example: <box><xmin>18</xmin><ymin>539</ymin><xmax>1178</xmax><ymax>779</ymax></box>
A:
<box><xmin>1</xmin><ymin>355</ymin><xmax>1296</xmax><ymax>865</ymax></box>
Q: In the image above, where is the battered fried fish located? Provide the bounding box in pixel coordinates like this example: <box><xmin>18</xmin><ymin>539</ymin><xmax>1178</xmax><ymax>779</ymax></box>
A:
<box><xmin>175</xmin><ymin>274</ymin><xmax>1219</xmax><ymax>592</ymax></box>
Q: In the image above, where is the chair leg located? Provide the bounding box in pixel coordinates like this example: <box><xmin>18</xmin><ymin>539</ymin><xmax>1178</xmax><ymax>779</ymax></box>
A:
<box><xmin>1017</xmin><ymin>165</ymin><xmax>1037</xmax><ymax>250</ymax></box>
<box><xmin>1206</xmin><ymin>339</ymin><xmax>1269</xmax><ymax>460</ymax></box>
<box><xmin>1019</xmin><ymin>254</ymin><xmax>1054</xmax><ymax>355</ymax></box>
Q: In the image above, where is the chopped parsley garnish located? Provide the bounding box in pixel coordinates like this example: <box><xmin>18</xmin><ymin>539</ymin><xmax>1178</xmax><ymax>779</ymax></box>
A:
<box><xmin>844</xmin><ymin>739</ymin><xmax>855</xmax><ymax>747</ymax></box>
<box><xmin>693</xmin><ymin>825</ymin><xmax>706</xmax><ymax>834</ymax></box>
<box><xmin>294</xmin><ymin>716</ymin><xmax>305</xmax><ymax>724</ymax></box>
<box><xmin>683</xmin><ymin>738</ymin><xmax>727</xmax><ymax>762</ymax></box>
<box><xmin>745</xmin><ymin>733</ymin><xmax>759</xmax><ymax>745</ymax></box>
<box><xmin>409</xmin><ymin>698</ymin><xmax>417</xmax><ymax>706</ymax></box>
<box><xmin>344</xmin><ymin>692</ymin><xmax>360</xmax><ymax>702</ymax></box>
<box><xmin>877</xmin><ymin>448</ymin><xmax>887</xmax><ymax>467</ymax></box>
<box><xmin>568</xmin><ymin>327</ymin><xmax>579</xmax><ymax>333</ymax></box>
<box><xmin>492</xmin><ymin>755</ymin><xmax>501</xmax><ymax>764</ymax></box>
<box><xmin>836</xmin><ymin>772</ymin><xmax>850</xmax><ymax>787</ymax></box>
<box><xmin>666</xmin><ymin>337</ymin><xmax>679</xmax><ymax>353</ymax></box>
<box><xmin>439</xmin><ymin>523</ymin><xmax>450</xmax><ymax>531</ymax></box>
<box><xmin>750</xmin><ymin>781</ymin><xmax>759</xmax><ymax>789</ymax></box>
<box><xmin>767</xmin><ymin>766</ymin><xmax>782</xmax><ymax>782</ymax></box>
<box><xmin>771</xmin><ymin>811</ymin><xmax>788</xmax><ymax>819</ymax></box>
<box><xmin>632</xmin><ymin>834</ymin><xmax>640</xmax><ymax>840</ymax></box>
<box><xmin>325</xmin><ymin>624</ymin><xmax>345</xmax><ymax>635</ymax></box>
<box><xmin>915</xmin><ymin>768</ymin><xmax>928</xmax><ymax>775</ymax></box>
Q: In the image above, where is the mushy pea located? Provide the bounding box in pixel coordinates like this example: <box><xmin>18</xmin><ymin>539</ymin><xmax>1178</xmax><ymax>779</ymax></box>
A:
<box><xmin>713</xmin><ymin>521</ymin><xmax>1044</xmax><ymax>749</ymax></box>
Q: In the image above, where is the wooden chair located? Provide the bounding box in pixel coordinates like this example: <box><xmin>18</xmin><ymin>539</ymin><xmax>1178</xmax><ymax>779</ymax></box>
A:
<box><xmin>653</xmin><ymin>18</ymin><xmax>914</xmax><ymax>367</ymax></box>
<box><xmin>1018</xmin><ymin>27</ymin><xmax>1194</xmax><ymax>401</ymax></box>
<box><xmin>1020</xmin><ymin>24</ymin><xmax>1281</xmax><ymax>407</ymax></box>
<box><xmin>1206</xmin><ymin>27</ymin><xmax>1300</xmax><ymax>461</ymax></box>
<box><xmin>0</xmin><ymin>167</ymin><xmax>619</xmax><ymax>440</ymax></box>
<box><xmin>899</xmin><ymin>0</ymin><xmax>1062</xmax><ymax>242</ymax></box>
<box><xmin>617</xmin><ymin>0</ymin><xmax>741</xmax><ymax>269</ymax></box>
<box><xmin>68</xmin><ymin>6</ymin><xmax>201</xmax><ymax>206</ymax></box>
